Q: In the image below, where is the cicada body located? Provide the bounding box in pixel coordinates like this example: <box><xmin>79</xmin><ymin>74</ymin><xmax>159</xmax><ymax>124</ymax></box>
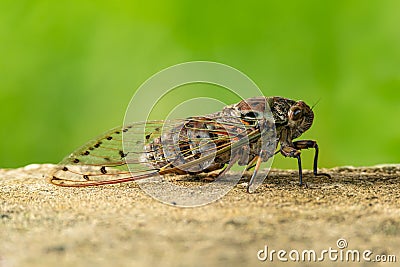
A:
<box><xmin>49</xmin><ymin>96</ymin><xmax>329</xmax><ymax>192</ymax></box>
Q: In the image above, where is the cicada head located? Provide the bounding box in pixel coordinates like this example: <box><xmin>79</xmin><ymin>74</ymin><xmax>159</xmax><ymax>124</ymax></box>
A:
<box><xmin>287</xmin><ymin>100</ymin><xmax>314</xmax><ymax>139</ymax></box>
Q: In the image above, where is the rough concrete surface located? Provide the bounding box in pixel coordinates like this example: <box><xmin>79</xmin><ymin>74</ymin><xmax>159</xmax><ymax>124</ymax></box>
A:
<box><xmin>1</xmin><ymin>164</ymin><xmax>399</xmax><ymax>267</ymax></box>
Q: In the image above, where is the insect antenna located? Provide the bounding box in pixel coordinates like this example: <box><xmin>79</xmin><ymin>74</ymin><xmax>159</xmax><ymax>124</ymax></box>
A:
<box><xmin>311</xmin><ymin>98</ymin><xmax>322</xmax><ymax>110</ymax></box>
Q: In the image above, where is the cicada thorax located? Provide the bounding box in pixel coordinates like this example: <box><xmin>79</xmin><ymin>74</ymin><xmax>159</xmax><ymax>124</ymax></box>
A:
<box><xmin>231</xmin><ymin>97</ymin><xmax>278</xmax><ymax>161</ymax></box>
<box><xmin>141</xmin><ymin>115</ymin><xmax>239</xmax><ymax>175</ymax></box>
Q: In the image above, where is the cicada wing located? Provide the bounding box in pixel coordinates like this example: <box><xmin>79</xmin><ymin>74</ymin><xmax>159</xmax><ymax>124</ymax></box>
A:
<box><xmin>49</xmin><ymin>122</ymin><xmax>165</xmax><ymax>187</ymax></box>
<box><xmin>49</xmin><ymin>117</ymin><xmax>256</xmax><ymax>187</ymax></box>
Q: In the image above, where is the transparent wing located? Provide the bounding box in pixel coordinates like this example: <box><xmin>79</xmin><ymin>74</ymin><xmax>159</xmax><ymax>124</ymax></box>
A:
<box><xmin>49</xmin><ymin>118</ymin><xmax>256</xmax><ymax>187</ymax></box>
<box><xmin>49</xmin><ymin>122</ymin><xmax>153</xmax><ymax>186</ymax></box>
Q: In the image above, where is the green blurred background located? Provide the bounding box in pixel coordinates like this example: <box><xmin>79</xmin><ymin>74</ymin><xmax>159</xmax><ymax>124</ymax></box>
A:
<box><xmin>1</xmin><ymin>0</ymin><xmax>399</xmax><ymax>169</ymax></box>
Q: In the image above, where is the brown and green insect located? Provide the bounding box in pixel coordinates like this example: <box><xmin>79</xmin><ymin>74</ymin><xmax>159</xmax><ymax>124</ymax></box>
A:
<box><xmin>49</xmin><ymin>96</ymin><xmax>330</xmax><ymax>192</ymax></box>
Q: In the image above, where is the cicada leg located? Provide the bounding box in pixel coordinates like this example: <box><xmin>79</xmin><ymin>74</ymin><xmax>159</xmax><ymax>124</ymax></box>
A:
<box><xmin>245</xmin><ymin>156</ymin><xmax>259</xmax><ymax>171</ymax></box>
<box><xmin>246</xmin><ymin>155</ymin><xmax>263</xmax><ymax>193</ymax></box>
<box><xmin>212</xmin><ymin>153</ymin><xmax>241</xmax><ymax>179</ymax></box>
<box><xmin>293</xmin><ymin>140</ymin><xmax>331</xmax><ymax>179</ymax></box>
<box><xmin>281</xmin><ymin>140</ymin><xmax>331</xmax><ymax>186</ymax></box>
<box><xmin>280</xmin><ymin>145</ymin><xmax>303</xmax><ymax>185</ymax></box>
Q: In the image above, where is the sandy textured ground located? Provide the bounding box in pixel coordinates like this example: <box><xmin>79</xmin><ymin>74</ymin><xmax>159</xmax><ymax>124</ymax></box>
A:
<box><xmin>1</xmin><ymin>164</ymin><xmax>399</xmax><ymax>267</ymax></box>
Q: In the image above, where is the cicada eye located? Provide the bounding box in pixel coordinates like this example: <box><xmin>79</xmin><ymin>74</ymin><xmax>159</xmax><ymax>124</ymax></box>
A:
<box><xmin>292</xmin><ymin>108</ymin><xmax>302</xmax><ymax>120</ymax></box>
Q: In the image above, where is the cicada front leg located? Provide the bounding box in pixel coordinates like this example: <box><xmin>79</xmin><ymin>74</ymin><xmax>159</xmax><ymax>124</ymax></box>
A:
<box><xmin>281</xmin><ymin>140</ymin><xmax>331</xmax><ymax>185</ymax></box>
<box><xmin>293</xmin><ymin>140</ymin><xmax>331</xmax><ymax>179</ymax></box>
<box><xmin>280</xmin><ymin>145</ymin><xmax>304</xmax><ymax>185</ymax></box>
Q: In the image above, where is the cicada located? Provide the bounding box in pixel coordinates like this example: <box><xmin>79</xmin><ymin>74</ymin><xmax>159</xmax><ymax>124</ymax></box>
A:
<box><xmin>49</xmin><ymin>96</ymin><xmax>330</xmax><ymax>192</ymax></box>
